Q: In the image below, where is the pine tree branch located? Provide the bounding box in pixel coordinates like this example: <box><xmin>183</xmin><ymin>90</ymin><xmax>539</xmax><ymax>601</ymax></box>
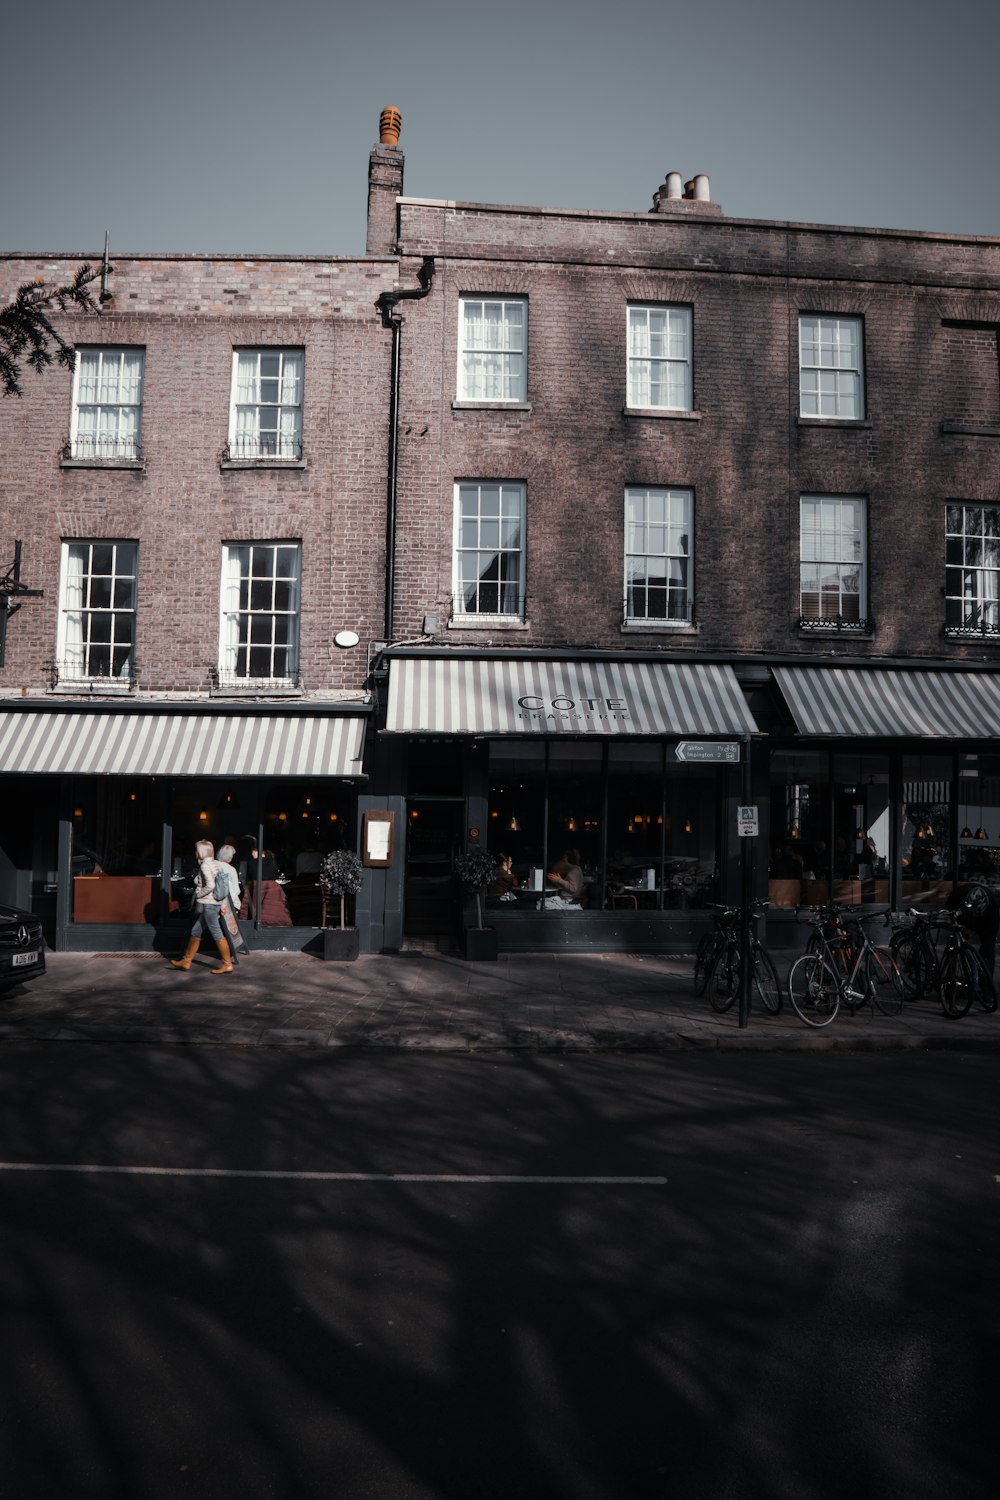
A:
<box><xmin>0</xmin><ymin>265</ymin><xmax>101</xmax><ymax>398</ymax></box>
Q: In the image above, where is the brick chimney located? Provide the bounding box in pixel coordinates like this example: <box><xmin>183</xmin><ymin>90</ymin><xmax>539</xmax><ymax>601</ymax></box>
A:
<box><xmin>651</xmin><ymin>171</ymin><xmax>723</xmax><ymax>218</ymax></box>
<box><xmin>367</xmin><ymin>107</ymin><xmax>405</xmax><ymax>255</ymax></box>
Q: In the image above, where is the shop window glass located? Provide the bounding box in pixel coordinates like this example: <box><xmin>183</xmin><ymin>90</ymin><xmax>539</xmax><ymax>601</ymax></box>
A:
<box><xmin>901</xmin><ymin>755</ymin><xmax>952</xmax><ymax>900</ymax></box>
<box><xmin>832</xmin><ymin>753</ymin><xmax>890</xmax><ymax>904</ymax></box>
<box><xmin>768</xmin><ymin>750</ymin><xmax>830</xmax><ymax>905</ymax></box>
<box><xmin>70</xmin><ymin>779</ymin><xmax>165</xmax><ymax>924</ymax></box>
<box><xmin>957</xmin><ymin>753</ymin><xmax>1000</xmax><ymax>884</ymax></box>
<box><xmin>546</xmin><ymin>743</ymin><xmax>602</xmax><ymax>907</ymax></box>
<box><xmin>487</xmin><ymin>743</ymin><xmax>546</xmax><ymax>904</ymax></box>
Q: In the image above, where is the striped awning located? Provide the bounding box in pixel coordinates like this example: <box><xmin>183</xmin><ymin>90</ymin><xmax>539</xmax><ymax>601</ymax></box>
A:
<box><xmin>385</xmin><ymin>658</ymin><xmax>758</xmax><ymax>736</ymax></box>
<box><xmin>0</xmin><ymin>709</ymin><xmax>367</xmax><ymax>777</ymax></box>
<box><xmin>773</xmin><ymin>666</ymin><xmax>1000</xmax><ymax>739</ymax></box>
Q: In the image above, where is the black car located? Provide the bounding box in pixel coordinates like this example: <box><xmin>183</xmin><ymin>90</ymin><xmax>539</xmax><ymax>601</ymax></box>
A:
<box><xmin>0</xmin><ymin>904</ymin><xmax>46</xmax><ymax>992</ymax></box>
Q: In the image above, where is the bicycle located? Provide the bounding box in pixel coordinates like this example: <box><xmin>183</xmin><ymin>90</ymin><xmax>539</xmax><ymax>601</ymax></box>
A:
<box><xmin>693</xmin><ymin>899</ymin><xmax>782</xmax><ymax>1015</ymax></box>
<box><xmin>787</xmin><ymin>905</ymin><xmax>902</xmax><ymax>1027</ymax></box>
<box><xmin>891</xmin><ymin>907</ymin><xmax>997</xmax><ymax>1019</ymax></box>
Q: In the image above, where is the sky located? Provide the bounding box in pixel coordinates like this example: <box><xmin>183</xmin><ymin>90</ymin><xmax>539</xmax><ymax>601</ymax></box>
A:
<box><xmin>2</xmin><ymin>0</ymin><xmax>999</xmax><ymax>258</ymax></box>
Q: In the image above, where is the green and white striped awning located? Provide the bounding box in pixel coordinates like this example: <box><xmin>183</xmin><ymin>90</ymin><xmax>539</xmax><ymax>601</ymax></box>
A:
<box><xmin>773</xmin><ymin>666</ymin><xmax>1000</xmax><ymax>739</ymax></box>
<box><xmin>385</xmin><ymin>658</ymin><xmax>758</xmax><ymax>737</ymax></box>
<box><xmin>0</xmin><ymin>708</ymin><xmax>367</xmax><ymax>777</ymax></box>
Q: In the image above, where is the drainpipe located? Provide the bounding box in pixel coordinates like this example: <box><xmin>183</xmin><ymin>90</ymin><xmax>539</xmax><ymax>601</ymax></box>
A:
<box><xmin>375</xmin><ymin>256</ymin><xmax>436</xmax><ymax>642</ymax></box>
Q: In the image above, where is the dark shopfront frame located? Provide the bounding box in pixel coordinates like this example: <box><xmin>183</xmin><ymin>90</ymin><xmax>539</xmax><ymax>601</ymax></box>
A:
<box><xmin>379</xmin><ymin>653</ymin><xmax>762</xmax><ymax>954</ymax></box>
<box><xmin>763</xmin><ymin>738</ymin><xmax>1000</xmax><ymax>952</ymax></box>
<box><xmin>49</xmin><ymin>776</ymin><xmax>362</xmax><ymax>954</ymax></box>
<box><xmin>0</xmin><ymin>702</ymin><xmax>369</xmax><ymax>953</ymax></box>
<box><xmin>405</xmin><ymin>735</ymin><xmax>754</xmax><ymax>955</ymax></box>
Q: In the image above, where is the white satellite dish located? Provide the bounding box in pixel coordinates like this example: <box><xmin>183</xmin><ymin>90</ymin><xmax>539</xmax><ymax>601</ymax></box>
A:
<box><xmin>334</xmin><ymin>630</ymin><xmax>361</xmax><ymax>649</ymax></box>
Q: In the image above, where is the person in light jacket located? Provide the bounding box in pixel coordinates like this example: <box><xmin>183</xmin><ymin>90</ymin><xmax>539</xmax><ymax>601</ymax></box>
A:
<box><xmin>217</xmin><ymin>843</ymin><xmax>249</xmax><ymax>962</ymax></box>
<box><xmin>169</xmin><ymin>838</ymin><xmax>233</xmax><ymax>974</ymax></box>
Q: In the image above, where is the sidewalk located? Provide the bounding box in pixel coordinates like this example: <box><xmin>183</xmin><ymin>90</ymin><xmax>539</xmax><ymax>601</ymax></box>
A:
<box><xmin>2</xmin><ymin>946</ymin><xmax>999</xmax><ymax>1052</ymax></box>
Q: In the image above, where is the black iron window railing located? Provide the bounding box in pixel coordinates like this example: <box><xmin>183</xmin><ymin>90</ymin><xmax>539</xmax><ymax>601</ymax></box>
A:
<box><xmin>797</xmin><ymin>614</ymin><xmax>875</xmax><ymax>633</ymax></box>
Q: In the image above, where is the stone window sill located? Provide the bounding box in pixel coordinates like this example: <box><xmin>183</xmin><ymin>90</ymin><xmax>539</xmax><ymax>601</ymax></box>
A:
<box><xmin>796</xmin><ymin>417</ymin><xmax>871</xmax><ymax>429</ymax></box>
<box><xmin>220</xmin><ymin>459</ymin><xmax>307</xmax><ymax>472</ymax></box>
<box><xmin>621</xmin><ymin>622</ymin><xmax>699</xmax><ymax>635</ymax></box>
<box><xmin>451</xmin><ymin>401</ymin><xmax>532</xmax><ymax>413</ymax></box>
<box><xmin>59</xmin><ymin>458</ymin><xmax>145</xmax><ymax>472</ymax></box>
<box><xmin>623</xmin><ymin>407</ymin><xmax>701</xmax><ymax>421</ymax></box>
<box><xmin>448</xmin><ymin>616</ymin><xmax>529</xmax><ymax>631</ymax></box>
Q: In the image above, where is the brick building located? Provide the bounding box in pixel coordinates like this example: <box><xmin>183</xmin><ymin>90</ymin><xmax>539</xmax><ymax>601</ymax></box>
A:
<box><xmin>3</xmin><ymin>113</ymin><xmax>1000</xmax><ymax>956</ymax></box>
<box><xmin>0</xmin><ymin>213</ymin><xmax>398</xmax><ymax>949</ymax></box>
<box><xmin>366</xmin><ymin>140</ymin><xmax>1000</xmax><ymax>953</ymax></box>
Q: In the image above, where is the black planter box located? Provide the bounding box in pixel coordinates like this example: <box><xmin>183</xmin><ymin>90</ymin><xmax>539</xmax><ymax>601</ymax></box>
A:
<box><xmin>322</xmin><ymin>927</ymin><xmax>360</xmax><ymax>961</ymax></box>
<box><xmin>464</xmin><ymin>926</ymin><xmax>498</xmax><ymax>961</ymax></box>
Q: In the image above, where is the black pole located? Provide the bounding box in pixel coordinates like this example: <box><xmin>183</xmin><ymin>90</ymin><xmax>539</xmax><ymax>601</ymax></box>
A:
<box><xmin>738</xmin><ymin>735</ymin><xmax>753</xmax><ymax>1029</ymax></box>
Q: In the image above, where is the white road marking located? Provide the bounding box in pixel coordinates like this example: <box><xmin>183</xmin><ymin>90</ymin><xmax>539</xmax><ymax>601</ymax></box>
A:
<box><xmin>0</xmin><ymin>1163</ymin><xmax>666</xmax><ymax>1184</ymax></box>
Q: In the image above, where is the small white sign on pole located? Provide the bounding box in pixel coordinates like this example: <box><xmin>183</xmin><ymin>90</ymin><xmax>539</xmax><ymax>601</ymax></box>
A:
<box><xmin>737</xmin><ymin>805</ymin><xmax>759</xmax><ymax>838</ymax></box>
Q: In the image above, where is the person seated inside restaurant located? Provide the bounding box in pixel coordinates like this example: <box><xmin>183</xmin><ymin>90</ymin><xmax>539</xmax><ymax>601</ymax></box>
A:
<box><xmin>546</xmin><ymin>848</ymin><xmax>585</xmax><ymax>908</ymax></box>
<box><xmin>488</xmin><ymin>852</ymin><xmax>519</xmax><ymax>903</ymax></box>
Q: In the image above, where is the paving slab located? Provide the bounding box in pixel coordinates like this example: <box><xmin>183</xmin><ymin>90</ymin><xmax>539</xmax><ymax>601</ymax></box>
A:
<box><xmin>0</xmin><ymin>947</ymin><xmax>998</xmax><ymax>1053</ymax></box>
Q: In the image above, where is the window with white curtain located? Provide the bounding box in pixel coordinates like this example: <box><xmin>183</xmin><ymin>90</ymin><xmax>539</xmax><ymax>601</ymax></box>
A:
<box><xmin>219</xmin><ymin>543</ymin><xmax>301</xmax><ymax>686</ymax></box>
<box><xmin>945</xmin><ymin>503</ymin><xmax>1000</xmax><ymax>635</ymax></box>
<box><xmin>799</xmin><ymin>315</ymin><xmax>865</xmax><ymax>419</ymax></box>
<box><xmin>58</xmin><ymin>541</ymin><xmax>138</xmax><ymax>680</ymax></box>
<box><xmin>625</xmin><ymin>487</ymin><xmax>693</xmax><ymax>624</ymax></box>
<box><xmin>457</xmin><ymin>298</ymin><xmax>526</xmax><ymax>402</ymax></box>
<box><xmin>453</xmin><ymin>483</ymin><xmax>526</xmax><ymax>618</ymax></box>
<box><xmin>70</xmin><ymin>348</ymin><xmax>144</xmax><ymax>460</ymax></box>
<box><xmin>228</xmin><ymin>350</ymin><xmax>304</xmax><ymax>460</ymax></box>
<box><xmin>799</xmin><ymin>496</ymin><xmax>867</xmax><ymax>623</ymax></box>
<box><xmin>626</xmin><ymin>305</ymin><xmax>692</xmax><ymax>411</ymax></box>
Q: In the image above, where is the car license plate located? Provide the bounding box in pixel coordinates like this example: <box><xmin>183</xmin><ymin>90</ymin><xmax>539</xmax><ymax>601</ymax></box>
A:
<box><xmin>12</xmin><ymin>951</ymin><xmax>38</xmax><ymax>968</ymax></box>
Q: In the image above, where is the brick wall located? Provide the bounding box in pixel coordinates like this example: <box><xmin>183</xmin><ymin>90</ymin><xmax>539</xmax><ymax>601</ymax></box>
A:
<box><xmin>0</xmin><ymin>254</ymin><xmax>397</xmax><ymax>698</ymax></box>
<box><xmin>390</xmin><ymin>202</ymin><xmax>1000</xmax><ymax>666</ymax></box>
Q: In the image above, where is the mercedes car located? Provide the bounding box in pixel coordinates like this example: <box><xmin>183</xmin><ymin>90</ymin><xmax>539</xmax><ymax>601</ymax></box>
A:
<box><xmin>0</xmin><ymin>903</ymin><xmax>46</xmax><ymax>993</ymax></box>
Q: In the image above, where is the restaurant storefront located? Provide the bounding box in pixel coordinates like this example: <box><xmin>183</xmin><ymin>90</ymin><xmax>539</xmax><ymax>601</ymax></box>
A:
<box><xmin>763</xmin><ymin>665</ymin><xmax>1000</xmax><ymax>938</ymax></box>
<box><xmin>373</xmin><ymin>653</ymin><xmax>760</xmax><ymax>952</ymax></box>
<box><xmin>0</xmin><ymin>703</ymin><xmax>368</xmax><ymax>952</ymax></box>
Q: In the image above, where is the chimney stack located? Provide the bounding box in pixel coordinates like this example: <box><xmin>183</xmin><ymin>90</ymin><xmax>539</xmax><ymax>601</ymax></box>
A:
<box><xmin>652</xmin><ymin>171</ymin><xmax>722</xmax><ymax>217</ymax></box>
<box><xmin>367</xmin><ymin>107</ymin><xmax>404</xmax><ymax>256</ymax></box>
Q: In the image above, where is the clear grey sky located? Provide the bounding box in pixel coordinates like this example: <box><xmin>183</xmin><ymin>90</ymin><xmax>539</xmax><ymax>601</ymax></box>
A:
<box><xmin>3</xmin><ymin>0</ymin><xmax>998</xmax><ymax>256</ymax></box>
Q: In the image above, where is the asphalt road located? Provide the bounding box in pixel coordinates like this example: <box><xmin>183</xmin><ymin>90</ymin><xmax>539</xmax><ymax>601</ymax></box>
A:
<box><xmin>0</xmin><ymin>1047</ymin><xmax>997</xmax><ymax>1500</ymax></box>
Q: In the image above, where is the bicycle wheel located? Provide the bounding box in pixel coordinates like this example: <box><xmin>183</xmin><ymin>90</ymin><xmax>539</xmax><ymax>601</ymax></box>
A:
<box><xmin>889</xmin><ymin>929</ymin><xmax>931</xmax><ymax>1002</ymax></box>
<box><xmin>751</xmin><ymin>943</ymin><xmax>783</xmax><ymax>1015</ymax></box>
<box><xmin>939</xmin><ymin>945</ymin><xmax>975</xmax><ymax>1019</ymax></box>
<box><xmin>865</xmin><ymin>945</ymin><xmax>904</xmax><ymax>1015</ymax></box>
<box><xmin>788</xmin><ymin>953</ymin><xmax>840</xmax><ymax>1027</ymax></box>
<box><xmin>707</xmin><ymin>941</ymin><xmax>740</xmax><ymax>1013</ymax></box>
<box><xmin>968</xmin><ymin>947</ymin><xmax>997</xmax><ymax>1013</ymax></box>
<box><xmin>693</xmin><ymin>932</ymin><xmax>718</xmax><ymax>997</ymax></box>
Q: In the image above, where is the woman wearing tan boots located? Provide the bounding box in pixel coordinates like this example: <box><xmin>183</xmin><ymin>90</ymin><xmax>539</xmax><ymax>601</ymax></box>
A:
<box><xmin>169</xmin><ymin>839</ymin><xmax>233</xmax><ymax>974</ymax></box>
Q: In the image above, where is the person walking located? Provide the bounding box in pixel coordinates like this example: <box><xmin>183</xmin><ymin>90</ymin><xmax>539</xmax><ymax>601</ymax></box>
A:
<box><xmin>169</xmin><ymin>838</ymin><xmax>233</xmax><ymax>974</ymax></box>
<box><xmin>217</xmin><ymin>843</ymin><xmax>249</xmax><ymax>963</ymax></box>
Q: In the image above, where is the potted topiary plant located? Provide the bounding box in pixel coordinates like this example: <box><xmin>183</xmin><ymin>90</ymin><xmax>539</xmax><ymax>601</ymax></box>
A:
<box><xmin>318</xmin><ymin>848</ymin><xmax>364</xmax><ymax>960</ymax></box>
<box><xmin>454</xmin><ymin>845</ymin><xmax>499</xmax><ymax>961</ymax></box>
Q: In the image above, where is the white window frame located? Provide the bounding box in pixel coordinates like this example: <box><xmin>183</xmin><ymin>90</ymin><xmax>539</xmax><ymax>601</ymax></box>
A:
<box><xmin>453</xmin><ymin>482</ymin><xmax>526</xmax><ymax>620</ymax></box>
<box><xmin>69</xmin><ymin>348</ymin><xmax>144</xmax><ymax>461</ymax></box>
<box><xmin>56</xmin><ymin>540</ymin><xmax>138</xmax><ymax>681</ymax></box>
<box><xmin>219</xmin><ymin>542</ymin><xmax>302</xmax><ymax>687</ymax></box>
<box><xmin>228</xmin><ymin>349</ymin><xmax>304</xmax><ymax>461</ymax></box>
<box><xmin>945</xmin><ymin>503</ymin><xmax>1000</xmax><ymax>634</ymax></box>
<box><xmin>799</xmin><ymin>315</ymin><xmax>865</xmax><ymax>420</ymax></box>
<box><xmin>626</xmin><ymin>304</ymin><xmax>693</xmax><ymax>411</ymax></box>
<box><xmin>457</xmin><ymin>298</ymin><xmax>527</xmax><ymax>403</ymax></box>
<box><xmin>624</xmin><ymin>487</ymin><xmax>694</xmax><ymax>626</ymax></box>
<box><xmin>799</xmin><ymin>495</ymin><xmax>867</xmax><ymax>624</ymax></box>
